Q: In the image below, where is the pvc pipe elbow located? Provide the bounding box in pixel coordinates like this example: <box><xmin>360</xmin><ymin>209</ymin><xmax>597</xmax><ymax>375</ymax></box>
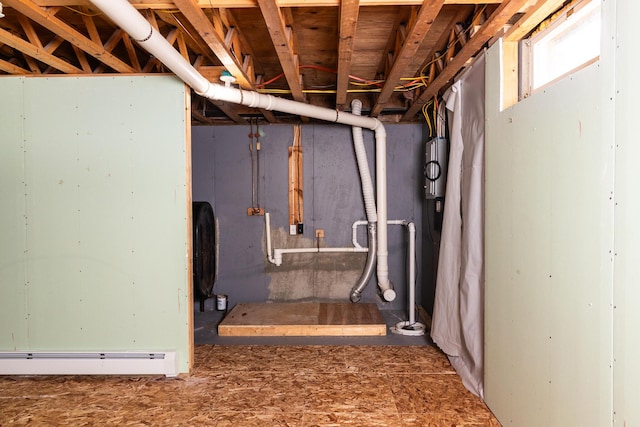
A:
<box><xmin>350</xmin><ymin>290</ymin><xmax>362</xmax><ymax>303</ymax></box>
<box><xmin>274</xmin><ymin>250</ymin><xmax>283</xmax><ymax>267</ymax></box>
<box><xmin>382</xmin><ymin>288</ymin><xmax>397</xmax><ymax>302</ymax></box>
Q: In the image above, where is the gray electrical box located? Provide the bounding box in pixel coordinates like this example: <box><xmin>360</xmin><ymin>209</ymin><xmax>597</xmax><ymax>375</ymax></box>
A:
<box><xmin>424</xmin><ymin>137</ymin><xmax>447</xmax><ymax>199</ymax></box>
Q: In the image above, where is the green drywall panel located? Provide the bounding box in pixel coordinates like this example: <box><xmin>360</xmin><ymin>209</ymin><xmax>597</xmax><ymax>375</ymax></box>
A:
<box><xmin>613</xmin><ymin>0</ymin><xmax>640</xmax><ymax>425</ymax></box>
<box><xmin>0</xmin><ymin>78</ymin><xmax>29</xmax><ymax>350</ymax></box>
<box><xmin>0</xmin><ymin>76</ymin><xmax>190</xmax><ymax>372</ymax></box>
<box><xmin>484</xmin><ymin>36</ymin><xmax>615</xmax><ymax>426</ymax></box>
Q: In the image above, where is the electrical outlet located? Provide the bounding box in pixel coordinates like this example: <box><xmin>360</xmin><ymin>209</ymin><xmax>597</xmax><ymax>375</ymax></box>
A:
<box><xmin>315</xmin><ymin>229</ymin><xmax>325</xmax><ymax>238</ymax></box>
<box><xmin>247</xmin><ymin>207</ymin><xmax>265</xmax><ymax>216</ymax></box>
<box><xmin>289</xmin><ymin>224</ymin><xmax>297</xmax><ymax>235</ymax></box>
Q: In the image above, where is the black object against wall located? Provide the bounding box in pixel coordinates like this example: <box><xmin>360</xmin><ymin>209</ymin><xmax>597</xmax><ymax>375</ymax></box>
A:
<box><xmin>193</xmin><ymin>201</ymin><xmax>216</xmax><ymax>312</ymax></box>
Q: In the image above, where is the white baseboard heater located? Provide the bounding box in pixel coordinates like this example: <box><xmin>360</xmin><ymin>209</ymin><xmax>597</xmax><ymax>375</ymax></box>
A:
<box><xmin>0</xmin><ymin>352</ymin><xmax>178</xmax><ymax>377</ymax></box>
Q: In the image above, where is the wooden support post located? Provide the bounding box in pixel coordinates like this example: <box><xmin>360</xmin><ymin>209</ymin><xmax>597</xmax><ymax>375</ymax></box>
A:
<box><xmin>288</xmin><ymin>125</ymin><xmax>303</xmax><ymax>234</ymax></box>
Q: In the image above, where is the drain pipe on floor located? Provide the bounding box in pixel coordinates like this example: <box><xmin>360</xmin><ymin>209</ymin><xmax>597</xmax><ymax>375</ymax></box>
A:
<box><xmin>89</xmin><ymin>0</ymin><xmax>395</xmax><ymax>302</ymax></box>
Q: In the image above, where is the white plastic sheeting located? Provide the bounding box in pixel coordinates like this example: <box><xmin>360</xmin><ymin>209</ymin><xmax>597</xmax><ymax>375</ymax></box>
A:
<box><xmin>431</xmin><ymin>53</ymin><xmax>485</xmax><ymax>398</ymax></box>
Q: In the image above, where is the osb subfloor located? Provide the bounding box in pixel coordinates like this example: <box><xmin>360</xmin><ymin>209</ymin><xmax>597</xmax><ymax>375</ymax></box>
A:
<box><xmin>0</xmin><ymin>345</ymin><xmax>500</xmax><ymax>426</ymax></box>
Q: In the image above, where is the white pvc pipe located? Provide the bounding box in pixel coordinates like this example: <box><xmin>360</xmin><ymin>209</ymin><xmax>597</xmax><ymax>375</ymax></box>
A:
<box><xmin>265</xmin><ymin>213</ymin><xmax>275</xmax><ymax>264</ymax></box>
<box><xmin>352</xmin><ymin>219</ymin><xmax>408</xmax><ymax>250</ymax></box>
<box><xmin>273</xmin><ymin>247</ymin><xmax>368</xmax><ymax>267</ymax></box>
<box><xmin>89</xmin><ymin>0</ymin><xmax>393</xmax><ymax>300</ymax></box>
<box><xmin>350</xmin><ymin>100</ymin><xmax>377</xmax><ymax>222</ymax></box>
<box><xmin>391</xmin><ymin>221</ymin><xmax>424</xmax><ymax>336</ymax></box>
<box><xmin>408</xmin><ymin>222</ymin><xmax>416</xmax><ymax>324</ymax></box>
<box><xmin>374</xmin><ymin>124</ymin><xmax>394</xmax><ymax>301</ymax></box>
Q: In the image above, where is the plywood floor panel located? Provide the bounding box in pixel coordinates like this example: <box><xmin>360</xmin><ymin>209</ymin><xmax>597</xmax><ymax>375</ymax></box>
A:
<box><xmin>0</xmin><ymin>345</ymin><xmax>500</xmax><ymax>426</ymax></box>
<box><xmin>218</xmin><ymin>302</ymin><xmax>386</xmax><ymax>337</ymax></box>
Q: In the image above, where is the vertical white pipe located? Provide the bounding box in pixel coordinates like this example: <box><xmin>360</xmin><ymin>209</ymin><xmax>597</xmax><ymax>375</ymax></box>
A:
<box><xmin>408</xmin><ymin>222</ymin><xmax>416</xmax><ymax>324</ymax></box>
<box><xmin>350</xmin><ymin>99</ymin><xmax>377</xmax><ymax>222</ymax></box>
<box><xmin>265</xmin><ymin>213</ymin><xmax>275</xmax><ymax>264</ymax></box>
<box><xmin>374</xmin><ymin>125</ymin><xmax>395</xmax><ymax>301</ymax></box>
<box><xmin>89</xmin><ymin>0</ymin><xmax>395</xmax><ymax>301</ymax></box>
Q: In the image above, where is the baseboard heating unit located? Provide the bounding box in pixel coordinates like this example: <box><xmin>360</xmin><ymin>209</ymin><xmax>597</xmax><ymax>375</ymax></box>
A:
<box><xmin>0</xmin><ymin>352</ymin><xmax>178</xmax><ymax>377</ymax></box>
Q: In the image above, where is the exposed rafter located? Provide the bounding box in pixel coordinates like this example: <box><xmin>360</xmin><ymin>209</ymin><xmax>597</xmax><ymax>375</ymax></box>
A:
<box><xmin>32</xmin><ymin>0</ymin><xmax>503</xmax><ymax>7</ymax></box>
<box><xmin>0</xmin><ymin>0</ymin><xmax>558</xmax><ymax>123</ymax></box>
<box><xmin>336</xmin><ymin>0</ymin><xmax>359</xmax><ymax>110</ymax></box>
<box><xmin>402</xmin><ymin>0</ymin><xmax>533</xmax><ymax>120</ymax></box>
<box><xmin>0</xmin><ymin>26</ymin><xmax>83</xmax><ymax>73</ymax></box>
<box><xmin>256</xmin><ymin>0</ymin><xmax>305</xmax><ymax>102</ymax></box>
<box><xmin>173</xmin><ymin>0</ymin><xmax>255</xmax><ymax>89</ymax></box>
<box><xmin>370</xmin><ymin>0</ymin><xmax>445</xmax><ymax>117</ymax></box>
<box><xmin>5</xmin><ymin>0</ymin><xmax>136</xmax><ymax>73</ymax></box>
<box><xmin>504</xmin><ymin>0</ymin><xmax>565</xmax><ymax>41</ymax></box>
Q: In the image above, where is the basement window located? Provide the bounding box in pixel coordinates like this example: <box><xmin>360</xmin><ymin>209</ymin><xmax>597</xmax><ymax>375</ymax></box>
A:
<box><xmin>520</xmin><ymin>0</ymin><xmax>601</xmax><ymax>98</ymax></box>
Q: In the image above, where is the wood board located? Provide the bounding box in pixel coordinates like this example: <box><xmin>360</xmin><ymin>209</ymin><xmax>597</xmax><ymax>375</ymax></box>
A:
<box><xmin>218</xmin><ymin>302</ymin><xmax>387</xmax><ymax>337</ymax></box>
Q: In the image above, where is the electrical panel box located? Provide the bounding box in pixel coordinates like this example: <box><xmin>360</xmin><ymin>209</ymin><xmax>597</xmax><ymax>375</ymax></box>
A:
<box><xmin>424</xmin><ymin>137</ymin><xmax>447</xmax><ymax>199</ymax></box>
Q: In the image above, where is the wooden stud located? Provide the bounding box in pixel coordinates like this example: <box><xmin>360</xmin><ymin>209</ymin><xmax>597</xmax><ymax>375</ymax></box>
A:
<box><xmin>288</xmin><ymin>124</ymin><xmax>303</xmax><ymax>229</ymax></box>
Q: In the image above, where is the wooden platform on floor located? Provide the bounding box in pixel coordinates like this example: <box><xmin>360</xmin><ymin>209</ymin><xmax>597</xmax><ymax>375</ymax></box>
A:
<box><xmin>218</xmin><ymin>302</ymin><xmax>387</xmax><ymax>337</ymax></box>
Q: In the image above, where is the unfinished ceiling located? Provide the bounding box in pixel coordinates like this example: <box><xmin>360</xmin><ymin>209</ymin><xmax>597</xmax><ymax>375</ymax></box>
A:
<box><xmin>0</xmin><ymin>0</ymin><xmax>564</xmax><ymax>124</ymax></box>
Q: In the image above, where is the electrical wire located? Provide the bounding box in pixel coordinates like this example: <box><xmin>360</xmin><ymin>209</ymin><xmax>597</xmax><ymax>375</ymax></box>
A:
<box><xmin>64</xmin><ymin>6</ymin><xmax>102</xmax><ymax>16</ymax></box>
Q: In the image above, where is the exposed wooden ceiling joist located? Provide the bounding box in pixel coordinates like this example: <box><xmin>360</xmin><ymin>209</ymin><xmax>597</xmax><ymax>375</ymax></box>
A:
<box><xmin>173</xmin><ymin>0</ymin><xmax>255</xmax><ymax>88</ymax></box>
<box><xmin>5</xmin><ymin>0</ymin><xmax>136</xmax><ymax>73</ymax></box>
<box><xmin>402</xmin><ymin>0</ymin><xmax>534</xmax><ymax>120</ymax></box>
<box><xmin>256</xmin><ymin>0</ymin><xmax>305</xmax><ymax>102</ymax></box>
<box><xmin>370</xmin><ymin>0</ymin><xmax>445</xmax><ymax>117</ymax></box>
<box><xmin>1</xmin><ymin>0</ymin><xmax>564</xmax><ymax>124</ymax></box>
<box><xmin>504</xmin><ymin>0</ymin><xmax>565</xmax><ymax>41</ymax></box>
<box><xmin>0</xmin><ymin>25</ymin><xmax>84</xmax><ymax>73</ymax></box>
<box><xmin>336</xmin><ymin>0</ymin><xmax>359</xmax><ymax>110</ymax></box>
<box><xmin>32</xmin><ymin>0</ymin><xmax>504</xmax><ymax>8</ymax></box>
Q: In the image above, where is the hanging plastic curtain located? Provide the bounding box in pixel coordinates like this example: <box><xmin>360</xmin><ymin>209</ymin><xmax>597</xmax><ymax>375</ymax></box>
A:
<box><xmin>431</xmin><ymin>52</ymin><xmax>486</xmax><ymax>398</ymax></box>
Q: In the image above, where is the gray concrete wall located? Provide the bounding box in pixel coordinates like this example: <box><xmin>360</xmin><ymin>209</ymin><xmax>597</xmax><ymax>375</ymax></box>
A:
<box><xmin>192</xmin><ymin>123</ymin><xmax>430</xmax><ymax>311</ymax></box>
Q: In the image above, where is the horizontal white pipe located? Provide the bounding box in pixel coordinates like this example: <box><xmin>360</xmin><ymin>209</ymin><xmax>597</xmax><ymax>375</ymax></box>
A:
<box><xmin>352</xmin><ymin>219</ymin><xmax>411</xmax><ymax>249</ymax></box>
<box><xmin>90</xmin><ymin>0</ymin><xmax>392</xmax><ymax>300</ymax></box>
<box><xmin>273</xmin><ymin>247</ymin><xmax>368</xmax><ymax>267</ymax></box>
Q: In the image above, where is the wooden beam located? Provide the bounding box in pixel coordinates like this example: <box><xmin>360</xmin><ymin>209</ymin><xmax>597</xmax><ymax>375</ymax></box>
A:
<box><xmin>370</xmin><ymin>0</ymin><xmax>444</xmax><ymax>117</ymax></box>
<box><xmin>209</xmin><ymin>99</ymin><xmax>247</xmax><ymax>124</ymax></box>
<box><xmin>72</xmin><ymin>44</ymin><xmax>93</xmax><ymax>72</ymax></box>
<box><xmin>0</xmin><ymin>58</ymin><xmax>30</xmax><ymax>74</ymax></box>
<box><xmin>0</xmin><ymin>27</ymin><xmax>83</xmax><ymax>73</ymax></box>
<box><xmin>23</xmin><ymin>54</ymin><xmax>42</xmax><ymax>73</ymax></box>
<box><xmin>256</xmin><ymin>0</ymin><xmax>305</xmax><ymax>102</ymax></box>
<box><xmin>288</xmin><ymin>124</ymin><xmax>303</xmax><ymax>228</ymax></box>
<box><xmin>4</xmin><ymin>0</ymin><xmax>136</xmax><ymax>73</ymax></box>
<box><xmin>173</xmin><ymin>0</ymin><xmax>255</xmax><ymax>89</ymax></box>
<box><xmin>336</xmin><ymin>0</ymin><xmax>359</xmax><ymax>109</ymax></box>
<box><xmin>17</xmin><ymin>14</ymin><xmax>43</xmax><ymax>49</ymax></box>
<box><xmin>402</xmin><ymin>0</ymin><xmax>532</xmax><ymax>120</ymax></box>
<box><xmin>155</xmin><ymin>10</ymin><xmax>217</xmax><ymax>64</ymax></box>
<box><xmin>505</xmin><ymin>0</ymin><xmax>566</xmax><ymax>41</ymax></box>
<box><xmin>121</xmin><ymin>34</ymin><xmax>142</xmax><ymax>72</ymax></box>
<box><xmin>33</xmin><ymin>0</ymin><xmax>504</xmax><ymax>8</ymax></box>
